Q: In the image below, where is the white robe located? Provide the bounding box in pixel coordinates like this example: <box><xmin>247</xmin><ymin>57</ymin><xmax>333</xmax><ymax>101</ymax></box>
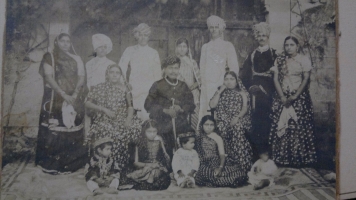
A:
<box><xmin>199</xmin><ymin>38</ymin><xmax>239</xmax><ymax>123</ymax></box>
<box><xmin>119</xmin><ymin>45</ymin><xmax>162</xmax><ymax>120</ymax></box>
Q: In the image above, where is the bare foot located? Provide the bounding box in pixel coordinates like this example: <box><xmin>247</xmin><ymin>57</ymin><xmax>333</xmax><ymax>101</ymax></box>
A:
<box><xmin>106</xmin><ymin>187</ymin><xmax>119</xmax><ymax>194</ymax></box>
<box><xmin>253</xmin><ymin>179</ymin><xmax>270</xmax><ymax>190</ymax></box>
<box><xmin>93</xmin><ymin>188</ymin><xmax>104</xmax><ymax>196</ymax></box>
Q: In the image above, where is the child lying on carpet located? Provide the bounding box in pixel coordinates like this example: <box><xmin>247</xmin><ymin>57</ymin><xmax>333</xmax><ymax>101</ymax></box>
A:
<box><xmin>84</xmin><ymin>138</ymin><xmax>120</xmax><ymax>196</ymax></box>
<box><xmin>172</xmin><ymin>132</ymin><xmax>200</xmax><ymax>188</ymax></box>
<box><xmin>248</xmin><ymin>149</ymin><xmax>278</xmax><ymax>190</ymax></box>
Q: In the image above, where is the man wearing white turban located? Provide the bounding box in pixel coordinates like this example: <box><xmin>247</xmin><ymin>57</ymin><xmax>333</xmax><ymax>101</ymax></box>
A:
<box><xmin>119</xmin><ymin>23</ymin><xmax>162</xmax><ymax>121</ymax></box>
<box><xmin>239</xmin><ymin>22</ymin><xmax>277</xmax><ymax>159</ymax></box>
<box><xmin>86</xmin><ymin>34</ymin><xmax>115</xmax><ymax>89</ymax></box>
<box><xmin>198</xmin><ymin>15</ymin><xmax>239</xmax><ymax>124</ymax></box>
<box><xmin>85</xmin><ymin>34</ymin><xmax>116</xmax><ymax>137</ymax></box>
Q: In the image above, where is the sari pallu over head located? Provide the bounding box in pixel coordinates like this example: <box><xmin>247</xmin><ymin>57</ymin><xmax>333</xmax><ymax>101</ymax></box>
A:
<box><xmin>39</xmin><ymin>33</ymin><xmax>87</xmax><ymax>127</ymax></box>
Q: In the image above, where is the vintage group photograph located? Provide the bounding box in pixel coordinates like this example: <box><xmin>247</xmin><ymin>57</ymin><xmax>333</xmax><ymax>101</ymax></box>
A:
<box><xmin>1</xmin><ymin>0</ymin><xmax>336</xmax><ymax>199</ymax></box>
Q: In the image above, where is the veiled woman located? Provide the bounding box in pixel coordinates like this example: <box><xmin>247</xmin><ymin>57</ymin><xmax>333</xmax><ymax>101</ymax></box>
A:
<box><xmin>35</xmin><ymin>33</ymin><xmax>88</xmax><ymax>174</ymax></box>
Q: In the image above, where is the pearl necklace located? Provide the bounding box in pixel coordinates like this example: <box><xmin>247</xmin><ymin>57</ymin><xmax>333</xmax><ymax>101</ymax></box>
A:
<box><xmin>165</xmin><ymin>76</ymin><xmax>178</xmax><ymax>86</ymax></box>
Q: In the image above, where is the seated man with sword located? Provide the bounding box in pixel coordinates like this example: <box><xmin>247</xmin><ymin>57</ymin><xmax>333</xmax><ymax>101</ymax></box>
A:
<box><xmin>145</xmin><ymin>56</ymin><xmax>195</xmax><ymax>158</ymax></box>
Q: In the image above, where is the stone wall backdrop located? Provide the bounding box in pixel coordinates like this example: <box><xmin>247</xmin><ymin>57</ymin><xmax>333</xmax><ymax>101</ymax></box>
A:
<box><xmin>2</xmin><ymin>0</ymin><xmax>336</xmax><ymax>170</ymax></box>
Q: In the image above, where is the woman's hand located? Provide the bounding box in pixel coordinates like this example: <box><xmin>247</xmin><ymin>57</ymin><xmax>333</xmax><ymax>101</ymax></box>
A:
<box><xmin>62</xmin><ymin>94</ymin><xmax>75</xmax><ymax>105</ymax></box>
<box><xmin>214</xmin><ymin>167</ymin><xmax>222</xmax><ymax>177</ymax></box>
<box><xmin>281</xmin><ymin>96</ymin><xmax>291</xmax><ymax>107</ymax></box>
<box><xmin>218</xmin><ymin>85</ymin><xmax>227</xmax><ymax>93</ymax></box>
<box><xmin>288</xmin><ymin>95</ymin><xmax>298</xmax><ymax>102</ymax></box>
<box><xmin>103</xmin><ymin>108</ymin><xmax>116</xmax><ymax>118</ymax></box>
<box><xmin>124</xmin><ymin>117</ymin><xmax>132</xmax><ymax>128</ymax></box>
<box><xmin>164</xmin><ymin>153</ymin><xmax>170</xmax><ymax>162</ymax></box>
<box><xmin>230</xmin><ymin>116</ymin><xmax>240</xmax><ymax>126</ymax></box>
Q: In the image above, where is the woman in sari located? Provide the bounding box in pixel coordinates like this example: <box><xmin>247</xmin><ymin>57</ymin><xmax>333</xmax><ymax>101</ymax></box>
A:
<box><xmin>85</xmin><ymin>64</ymin><xmax>142</xmax><ymax>176</ymax></box>
<box><xmin>175</xmin><ymin>37</ymin><xmax>201</xmax><ymax>130</ymax></box>
<box><xmin>35</xmin><ymin>33</ymin><xmax>88</xmax><ymax>174</ymax></box>
<box><xmin>209</xmin><ymin>71</ymin><xmax>253</xmax><ymax>185</ymax></box>
<box><xmin>269</xmin><ymin>36</ymin><xmax>317</xmax><ymax>167</ymax></box>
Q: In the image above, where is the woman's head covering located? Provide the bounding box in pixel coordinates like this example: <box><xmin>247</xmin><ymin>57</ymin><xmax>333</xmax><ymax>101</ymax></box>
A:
<box><xmin>252</xmin><ymin>22</ymin><xmax>271</xmax><ymax>38</ymax></box>
<box><xmin>207</xmin><ymin>15</ymin><xmax>226</xmax><ymax>30</ymax></box>
<box><xmin>92</xmin><ymin>34</ymin><xmax>113</xmax><ymax>54</ymax></box>
<box><xmin>93</xmin><ymin>137</ymin><xmax>114</xmax><ymax>149</ymax></box>
<box><xmin>105</xmin><ymin>64</ymin><xmax>123</xmax><ymax>82</ymax></box>
<box><xmin>54</xmin><ymin>32</ymin><xmax>78</xmax><ymax>55</ymax></box>
<box><xmin>133</xmin><ymin>23</ymin><xmax>151</xmax><ymax>38</ymax></box>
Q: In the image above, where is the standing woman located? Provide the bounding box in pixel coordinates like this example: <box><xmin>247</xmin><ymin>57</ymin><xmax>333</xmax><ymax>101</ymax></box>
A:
<box><xmin>209</xmin><ymin>71</ymin><xmax>253</xmax><ymax>183</ymax></box>
<box><xmin>85</xmin><ymin>64</ymin><xmax>142</xmax><ymax>174</ymax></box>
<box><xmin>269</xmin><ymin>36</ymin><xmax>317</xmax><ymax>167</ymax></box>
<box><xmin>199</xmin><ymin>15</ymin><xmax>239</xmax><ymax>123</ymax></box>
<box><xmin>119</xmin><ymin>23</ymin><xmax>162</xmax><ymax>121</ymax></box>
<box><xmin>35</xmin><ymin>33</ymin><xmax>88</xmax><ymax>174</ymax></box>
<box><xmin>175</xmin><ymin>37</ymin><xmax>201</xmax><ymax>130</ymax></box>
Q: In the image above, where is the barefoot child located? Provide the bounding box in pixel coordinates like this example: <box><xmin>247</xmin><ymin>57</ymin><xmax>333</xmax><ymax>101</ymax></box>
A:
<box><xmin>84</xmin><ymin>138</ymin><xmax>120</xmax><ymax>195</ymax></box>
<box><xmin>126</xmin><ymin>119</ymin><xmax>171</xmax><ymax>190</ymax></box>
<box><xmin>172</xmin><ymin>132</ymin><xmax>200</xmax><ymax>188</ymax></box>
<box><xmin>248</xmin><ymin>150</ymin><xmax>278</xmax><ymax>190</ymax></box>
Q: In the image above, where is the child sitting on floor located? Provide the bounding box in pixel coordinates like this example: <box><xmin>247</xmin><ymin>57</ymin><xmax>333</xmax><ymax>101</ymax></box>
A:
<box><xmin>84</xmin><ymin>137</ymin><xmax>120</xmax><ymax>195</ymax></box>
<box><xmin>248</xmin><ymin>149</ymin><xmax>278</xmax><ymax>190</ymax></box>
<box><xmin>172</xmin><ymin>132</ymin><xmax>200</xmax><ymax>188</ymax></box>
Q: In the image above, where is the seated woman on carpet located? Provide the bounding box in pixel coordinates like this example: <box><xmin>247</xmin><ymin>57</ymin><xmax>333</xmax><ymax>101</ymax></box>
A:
<box><xmin>126</xmin><ymin>119</ymin><xmax>171</xmax><ymax>190</ymax></box>
<box><xmin>195</xmin><ymin>115</ymin><xmax>248</xmax><ymax>187</ymax></box>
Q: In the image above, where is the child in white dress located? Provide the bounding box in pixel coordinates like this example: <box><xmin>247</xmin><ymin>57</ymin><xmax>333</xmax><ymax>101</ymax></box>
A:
<box><xmin>172</xmin><ymin>132</ymin><xmax>200</xmax><ymax>188</ymax></box>
<box><xmin>248</xmin><ymin>150</ymin><xmax>278</xmax><ymax>190</ymax></box>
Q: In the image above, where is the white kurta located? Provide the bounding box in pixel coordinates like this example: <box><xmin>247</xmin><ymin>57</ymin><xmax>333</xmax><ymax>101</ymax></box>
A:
<box><xmin>86</xmin><ymin>56</ymin><xmax>116</xmax><ymax>89</ymax></box>
<box><xmin>248</xmin><ymin>159</ymin><xmax>278</xmax><ymax>186</ymax></box>
<box><xmin>199</xmin><ymin>38</ymin><xmax>239</xmax><ymax>122</ymax></box>
<box><xmin>172</xmin><ymin>148</ymin><xmax>200</xmax><ymax>186</ymax></box>
<box><xmin>119</xmin><ymin>45</ymin><xmax>162</xmax><ymax>120</ymax></box>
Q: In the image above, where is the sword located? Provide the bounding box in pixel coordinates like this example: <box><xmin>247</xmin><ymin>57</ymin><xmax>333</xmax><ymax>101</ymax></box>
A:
<box><xmin>171</xmin><ymin>98</ymin><xmax>178</xmax><ymax>152</ymax></box>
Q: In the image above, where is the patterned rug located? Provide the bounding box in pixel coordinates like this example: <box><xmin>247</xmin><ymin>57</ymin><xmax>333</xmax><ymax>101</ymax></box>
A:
<box><xmin>1</xmin><ymin>155</ymin><xmax>335</xmax><ymax>200</ymax></box>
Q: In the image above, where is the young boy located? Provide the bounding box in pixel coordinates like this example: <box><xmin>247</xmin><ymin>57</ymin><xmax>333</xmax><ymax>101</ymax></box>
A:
<box><xmin>248</xmin><ymin>149</ymin><xmax>278</xmax><ymax>190</ymax></box>
<box><xmin>172</xmin><ymin>132</ymin><xmax>200</xmax><ymax>188</ymax></box>
<box><xmin>84</xmin><ymin>138</ymin><xmax>120</xmax><ymax>195</ymax></box>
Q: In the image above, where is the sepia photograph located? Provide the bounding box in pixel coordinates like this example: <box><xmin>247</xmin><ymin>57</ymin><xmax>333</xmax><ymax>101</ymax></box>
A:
<box><xmin>1</xmin><ymin>0</ymin><xmax>336</xmax><ymax>199</ymax></box>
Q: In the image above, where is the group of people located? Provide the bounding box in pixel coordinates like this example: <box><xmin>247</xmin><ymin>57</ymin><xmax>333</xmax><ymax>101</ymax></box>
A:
<box><xmin>34</xmin><ymin>15</ymin><xmax>317</xmax><ymax>195</ymax></box>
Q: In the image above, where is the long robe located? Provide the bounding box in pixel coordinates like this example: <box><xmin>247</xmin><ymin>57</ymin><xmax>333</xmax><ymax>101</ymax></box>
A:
<box><xmin>239</xmin><ymin>46</ymin><xmax>277</xmax><ymax>157</ymax></box>
<box><xmin>144</xmin><ymin>79</ymin><xmax>195</xmax><ymax>157</ymax></box>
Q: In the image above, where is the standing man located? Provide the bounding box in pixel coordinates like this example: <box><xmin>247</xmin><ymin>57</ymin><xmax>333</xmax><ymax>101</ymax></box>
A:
<box><xmin>239</xmin><ymin>22</ymin><xmax>277</xmax><ymax>160</ymax></box>
<box><xmin>119</xmin><ymin>23</ymin><xmax>162</xmax><ymax>121</ymax></box>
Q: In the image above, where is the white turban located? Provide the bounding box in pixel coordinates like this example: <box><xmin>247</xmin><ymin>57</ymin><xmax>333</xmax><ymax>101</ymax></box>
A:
<box><xmin>92</xmin><ymin>34</ymin><xmax>113</xmax><ymax>54</ymax></box>
<box><xmin>252</xmin><ymin>22</ymin><xmax>271</xmax><ymax>38</ymax></box>
<box><xmin>133</xmin><ymin>23</ymin><xmax>151</xmax><ymax>36</ymax></box>
<box><xmin>207</xmin><ymin>15</ymin><xmax>226</xmax><ymax>30</ymax></box>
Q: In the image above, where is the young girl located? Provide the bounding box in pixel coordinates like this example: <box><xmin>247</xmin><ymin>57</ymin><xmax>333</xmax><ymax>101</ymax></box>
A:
<box><xmin>126</xmin><ymin>119</ymin><xmax>171</xmax><ymax>190</ymax></box>
<box><xmin>195</xmin><ymin>115</ymin><xmax>247</xmax><ymax>187</ymax></box>
<box><xmin>175</xmin><ymin>38</ymin><xmax>201</xmax><ymax>129</ymax></box>
<box><xmin>172</xmin><ymin>132</ymin><xmax>200</xmax><ymax>188</ymax></box>
<box><xmin>248</xmin><ymin>150</ymin><xmax>278</xmax><ymax>190</ymax></box>
<box><xmin>84</xmin><ymin>138</ymin><xmax>120</xmax><ymax>196</ymax></box>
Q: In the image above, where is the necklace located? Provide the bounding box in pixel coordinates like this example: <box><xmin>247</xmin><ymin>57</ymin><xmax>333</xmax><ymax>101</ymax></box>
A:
<box><xmin>165</xmin><ymin>76</ymin><xmax>178</xmax><ymax>86</ymax></box>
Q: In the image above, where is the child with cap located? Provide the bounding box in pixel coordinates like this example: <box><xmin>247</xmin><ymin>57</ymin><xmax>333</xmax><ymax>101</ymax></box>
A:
<box><xmin>84</xmin><ymin>137</ymin><xmax>120</xmax><ymax>195</ymax></box>
<box><xmin>172</xmin><ymin>132</ymin><xmax>200</xmax><ymax>188</ymax></box>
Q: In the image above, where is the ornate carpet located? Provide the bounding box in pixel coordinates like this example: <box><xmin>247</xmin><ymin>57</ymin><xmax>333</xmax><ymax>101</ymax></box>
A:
<box><xmin>1</xmin><ymin>155</ymin><xmax>335</xmax><ymax>200</ymax></box>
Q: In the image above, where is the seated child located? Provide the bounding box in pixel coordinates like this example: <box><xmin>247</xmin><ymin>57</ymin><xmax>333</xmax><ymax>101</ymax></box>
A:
<box><xmin>172</xmin><ymin>132</ymin><xmax>200</xmax><ymax>188</ymax></box>
<box><xmin>126</xmin><ymin>119</ymin><xmax>171</xmax><ymax>190</ymax></box>
<box><xmin>248</xmin><ymin>150</ymin><xmax>278</xmax><ymax>190</ymax></box>
<box><xmin>84</xmin><ymin>137</ymin><xmax>120</xmax><ymax>195</ymax></box>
